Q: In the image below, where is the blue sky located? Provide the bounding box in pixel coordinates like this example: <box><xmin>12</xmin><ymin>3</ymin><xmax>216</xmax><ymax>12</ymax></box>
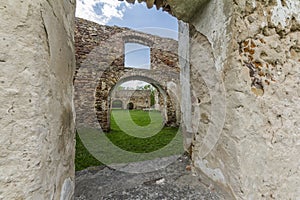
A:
<box><xmin>76</xmin><ymin>0</ymin><xmax>178</xmax><ymax>88</ymax></box>
<box><xmin>106</xmin><ymin>3</ymin><xmax>178</xmax><ymax>40</ymax></box>
<box><xmin>76</xmin><ymin>0</ymin><xmax>178</xmax><ymax>39</ymax></box>
<box><xmin>125</xmin><ymin>43</ymin><xmax>151</xmax><ymax>69</ymax></box>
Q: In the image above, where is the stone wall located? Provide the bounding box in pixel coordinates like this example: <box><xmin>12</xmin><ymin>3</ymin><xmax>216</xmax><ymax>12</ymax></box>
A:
<box><xmin>227</xmin><ymin>1</ymin><xmax>299</xmax><ymax>199</ymax></box>
<box><xmin>0</xmin><ymin>0</ymin><xmax>76</xmax><ymax>199</ymax></box>
<box><xmin>124</xmin><ymin>0</ymin><xmax>300</xmax><ymax>199</ymax></box>
<box><xmin>111</xmin><ymin>90</ymin><xmax>152</xmax><ymax>110</ymax></box>
<box><xmin>187</xmin><ymin>0</ymin><xmax>300</xmax><ymax>199</ymax></box>
<box><xmin>1</xmin><ymin>0</ymin><xmax>299</xmax><ymax>199</ymax></box>
<box><xmin>74</xmin><ymin>18</ymin><xmax>181</xmax><ymax>132</ymax></box>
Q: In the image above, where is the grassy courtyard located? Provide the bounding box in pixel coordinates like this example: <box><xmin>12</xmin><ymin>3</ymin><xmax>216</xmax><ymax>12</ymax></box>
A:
<box><xmin>75</xmin><ymin>110</ymin><xmax>182</xmax><ymax>171</ymax></box>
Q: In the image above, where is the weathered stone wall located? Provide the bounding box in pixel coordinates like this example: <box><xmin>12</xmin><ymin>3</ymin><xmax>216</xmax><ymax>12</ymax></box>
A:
<box><xmin>111</xmin><ymin>90</ymin><xmax>152</xmax><ymax>110</ymax></box>
<box><xmin>74</xmin><ymin>18</ymin><xmax>180</xmax><ymax>132</ymax></box>
<box><xmin>1</xmin><ymin>0</ymin><xmax>299</xmax><ymax>199</ymax></box>
<box><xmin>187</xmin><ymin>0</ymin><xmax>300</xmax><ymax>199</ymax></box>
<box><xmin>0</xmin><ymin>0</ymin><xmax>76</xmax><ymax>199</ymax></box>
<box><xmin>128</xmin><ymin>0</ymin><xmax>299</xmax><ymax>199</ymax></box>
<box><xmin>112</xmin><ymin>90</ymin><xmax>152</xmax><ymax>110</ymax></box>
<box><xmin>227</xmin><ymin>1</ymin><xmax>300</xmax><ymax>199</ymax></box>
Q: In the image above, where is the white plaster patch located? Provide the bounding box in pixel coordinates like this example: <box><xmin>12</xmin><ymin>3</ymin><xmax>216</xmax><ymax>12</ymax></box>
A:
<box><xmin>167</xmin><ymin>81</ymin><xmax>177</xmax><ymax>92</ymax></box>
<box><xmin>271</xmin><ymin>0</ymin><xmax>300</xmax><ymax>27</ymax></box>
<box><xmin>192</xmin><ymin>0</ymin><xmax>231</xmax><ymax>71</ymax></box>
<box><xmin>194</xmin><ymin>159</ymin><xmax>226</xmax><ymax>184</ymax></box>
<box><xmin>179</xmin><ymin>20</ymin><xmax>193</xmax><ymax>133</ymax></box>
<box><xmin>252</xmin><ymin>0</ymin><xmax>256</xmax><ymax>9</ymax></box>
<box><xmin>60</xmin><ymin>178</ymin><xmax>74</xmax><ymax>200</ymax></box>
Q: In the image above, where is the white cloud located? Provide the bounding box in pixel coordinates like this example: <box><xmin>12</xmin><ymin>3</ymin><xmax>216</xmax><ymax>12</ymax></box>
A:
<box><xmin>121</xmin><ymin>81</ymin><xmax>149</xmax><ymax>89</ymax></box>
<box><xmin>76</xmin><ymin>0</ymin><xmax>131</xmax><ymax>25</ymax></box>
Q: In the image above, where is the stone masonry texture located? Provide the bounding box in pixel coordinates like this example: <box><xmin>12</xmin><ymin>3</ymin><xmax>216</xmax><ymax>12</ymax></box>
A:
<box><xmin>188</xmin><ymin>0</ymin><xmax>300</xmax><ymax>199</ymax></box>
<box><xmin>0</xmin><ymin>0</ymin><xmax>76</xmax><ymax>199</ymax></box>
<box><xmin>111</xmin><ymin>90</ymin><xmax>152</xmax><ymax>110</ymax></box>
<box><xmin>0</xmin><ymin>0</ymin><xmax>299</xmax><ymax>199</ymax></box>
<box><xmin>74</xmin><ymin>18</ymin><xmax>181</xmax><ymax>132</ymax></box>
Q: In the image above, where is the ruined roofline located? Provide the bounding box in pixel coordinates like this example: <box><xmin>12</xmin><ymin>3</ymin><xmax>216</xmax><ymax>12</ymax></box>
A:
<box><xmin>75</xmin><ymin>17</ymin><xmax>180</xmax><ymax>73</ymax></box>
<box><xmin>75</xmin><ymin>17</ymin><xmax>178</xmax><ymax>42</ymax></box>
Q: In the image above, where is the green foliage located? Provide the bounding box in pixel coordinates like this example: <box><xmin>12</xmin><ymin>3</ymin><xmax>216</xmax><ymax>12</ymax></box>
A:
<box><xmin>117</xmin><ymin>85</ymin><xmax>125</xmax><ymax>90</ymax></box>
<box><xmin>150</xmin><ymin>92</ymin><xmax>155</xmax><ymax>106</ymax></box>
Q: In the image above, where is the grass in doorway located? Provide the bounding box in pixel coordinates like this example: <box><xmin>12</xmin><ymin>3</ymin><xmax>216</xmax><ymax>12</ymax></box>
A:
<box><xmin>75</xmin><ymin>110</ymin><xmax>181</xmax><ymax>171</ymax></box>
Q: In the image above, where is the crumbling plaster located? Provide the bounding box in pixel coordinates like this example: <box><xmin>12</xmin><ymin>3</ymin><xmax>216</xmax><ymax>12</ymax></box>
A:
<box><xmin>0</xmin><ymin>0</ymin><xmax>76</xmax><ymax>199</ymax></box>
<box><xmin>1</xmin><ymin>0</ymin><xmax>299</xmax><ymax>199</ymax></box>
<box><xmin>271</xmin><ymin>0</ymin><xmax>300</xmax><ymax>27</ymax></box>
<box><xmin>110</xmin><ymin>90</ymin><xmax>152</xmax><ymax>110</ymax></box>
<box><xmin>188</xmin><ymin>0</ymin><xmax>300</xmax><ymax>199</ymax></box>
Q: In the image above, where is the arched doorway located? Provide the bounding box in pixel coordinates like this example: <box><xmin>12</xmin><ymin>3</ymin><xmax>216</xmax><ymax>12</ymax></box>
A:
<box><xmin>94</xmin><ymin>72</ymin><xmax>180</xmax><ymax>132</ymax></box>
<box><xmin>112</xmin><ymin>100</ymin><xmax>123</xmax><ymax>109</ymax></box>
<box><xmin>127</xmin><ymin>102</ymin><xmax>134</xmax><ymax>110</ymax></box>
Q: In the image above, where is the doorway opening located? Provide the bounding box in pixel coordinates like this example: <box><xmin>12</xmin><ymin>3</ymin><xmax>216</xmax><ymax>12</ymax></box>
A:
<box><xmin>74</xmin><ymin>0</ymin><xmax>182</xmax><ymax>172</ymax></box>
<box><xmin>112</xmin><ymin>100</ymin><xmax>123</xmax><ymax>109</ymax></box>
<box><xmin>127</xmin><ymin>102</ymin><xmax>134</xmax><ymax>110</ymax></box>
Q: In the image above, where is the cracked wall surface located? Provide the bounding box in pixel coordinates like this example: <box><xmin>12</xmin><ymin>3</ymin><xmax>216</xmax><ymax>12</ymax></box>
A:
<box><xmin>188</xmin><ymin>0</ymin><xmax>300</xmax><ymax>199</ymax></box>
<box><xmin>0</xmin><ymin>0</ymin><xmax>76</xmax><ymax>199</ymax></box>
<box><xmin>227</xmin><ymin>1</ymin><xmax>300</xmax><ymax>199</ymax></box>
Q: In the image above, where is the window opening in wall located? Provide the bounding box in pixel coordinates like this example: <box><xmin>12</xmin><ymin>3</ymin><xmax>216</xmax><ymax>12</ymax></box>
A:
<box><xmin>125</xmin><ymin>43</ymin><xmax>150</xmax><ymax>69</ymax></box>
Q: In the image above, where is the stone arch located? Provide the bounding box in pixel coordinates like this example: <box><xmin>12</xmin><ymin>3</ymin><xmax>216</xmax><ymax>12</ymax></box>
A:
<box><xmin>112</xmin><ymin>99</ymin><xmax>123</xmax><ymax>109</ymax></box>
<box><xmin>74</xmin><ymin>18</ymin><xmax>180</xmax><ymax>131</ymax></box>
<box><xmin>96</xmin><ymin>74</ymin><xmax>179</xmax><ymax>132</ymax></box>
<box><xmin>123</xmin><ymin>35</ymin><xmax>154</xmax><ymax>47</ymax></box>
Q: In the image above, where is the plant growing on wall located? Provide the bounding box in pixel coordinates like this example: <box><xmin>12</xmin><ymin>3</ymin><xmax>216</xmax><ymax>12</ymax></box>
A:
<box><xmin>136</xmin><ymin>84</ymin><xmax>156</xmax><ymax>106</ymax></box>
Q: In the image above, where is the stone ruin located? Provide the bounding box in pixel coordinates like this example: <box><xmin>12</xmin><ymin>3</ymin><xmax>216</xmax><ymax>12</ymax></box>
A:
<box><xmin>74</xmin><ymin>18</ymin><xmax>180</xmax><ymax>131</ymax></box>
<box><xmin>1</xmin><ymin>0</ymin><xmax>299</xmax><ymax>199</ymax></box>
<box><xmin>111</xmin><ymin>90</ymin><xmax>152</xmax><ymax>110</ymax></box>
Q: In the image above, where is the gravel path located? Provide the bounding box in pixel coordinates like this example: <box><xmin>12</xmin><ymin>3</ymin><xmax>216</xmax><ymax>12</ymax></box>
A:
<box><xmin>75</xmin><ymin>154</ymin><xmax>227</xmax><ymax>200</ymax></box>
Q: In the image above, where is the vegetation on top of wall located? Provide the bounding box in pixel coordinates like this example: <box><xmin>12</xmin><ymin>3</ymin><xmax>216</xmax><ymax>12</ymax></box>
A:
<box><xmin>136</xmin><ymin>84</ymin><xmax>156</xmax><ymax>106</ymax></box>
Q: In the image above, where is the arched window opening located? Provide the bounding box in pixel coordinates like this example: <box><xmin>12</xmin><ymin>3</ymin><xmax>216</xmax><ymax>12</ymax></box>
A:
<box><xmin>112</xmin><ymin>100</ymin><xmax>123</xmax><ymax>109</ymax></box>
<box><xmin>127</xmin><ymin>102</ymin><xmax>134</xmax><ymax>110</ymax></box>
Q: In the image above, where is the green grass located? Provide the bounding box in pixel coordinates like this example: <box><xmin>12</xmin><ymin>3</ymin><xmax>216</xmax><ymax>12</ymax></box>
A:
<box><xmin>128</xmin><ymin>110</ymin><xmax>151</xmax><ymax>126</ymax></box>
<box><xmin>75</xmin><ymin>110</ymin><xmax>182</xmax><ymax>171</ymax></box>
<box><xmin>107</xmin><ymin>110</ymin><xmax>179</xmax><ymax>153</ymax></box>
<box><xmin>75</xmin><ymin>130</ymin><xmax>103</xmax><ymax>171</ymax></box>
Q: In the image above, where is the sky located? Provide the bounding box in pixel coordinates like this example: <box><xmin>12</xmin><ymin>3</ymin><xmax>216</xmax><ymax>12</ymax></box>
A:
<box><xmin>76</xmin><ymin>0</ymin><xmax>178</xmax><ymax>88</ymax></box>
<box><xmin>76</xmin><ymin>0</ymin><xmax>178</xmax><ymax>39</ymax></box>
